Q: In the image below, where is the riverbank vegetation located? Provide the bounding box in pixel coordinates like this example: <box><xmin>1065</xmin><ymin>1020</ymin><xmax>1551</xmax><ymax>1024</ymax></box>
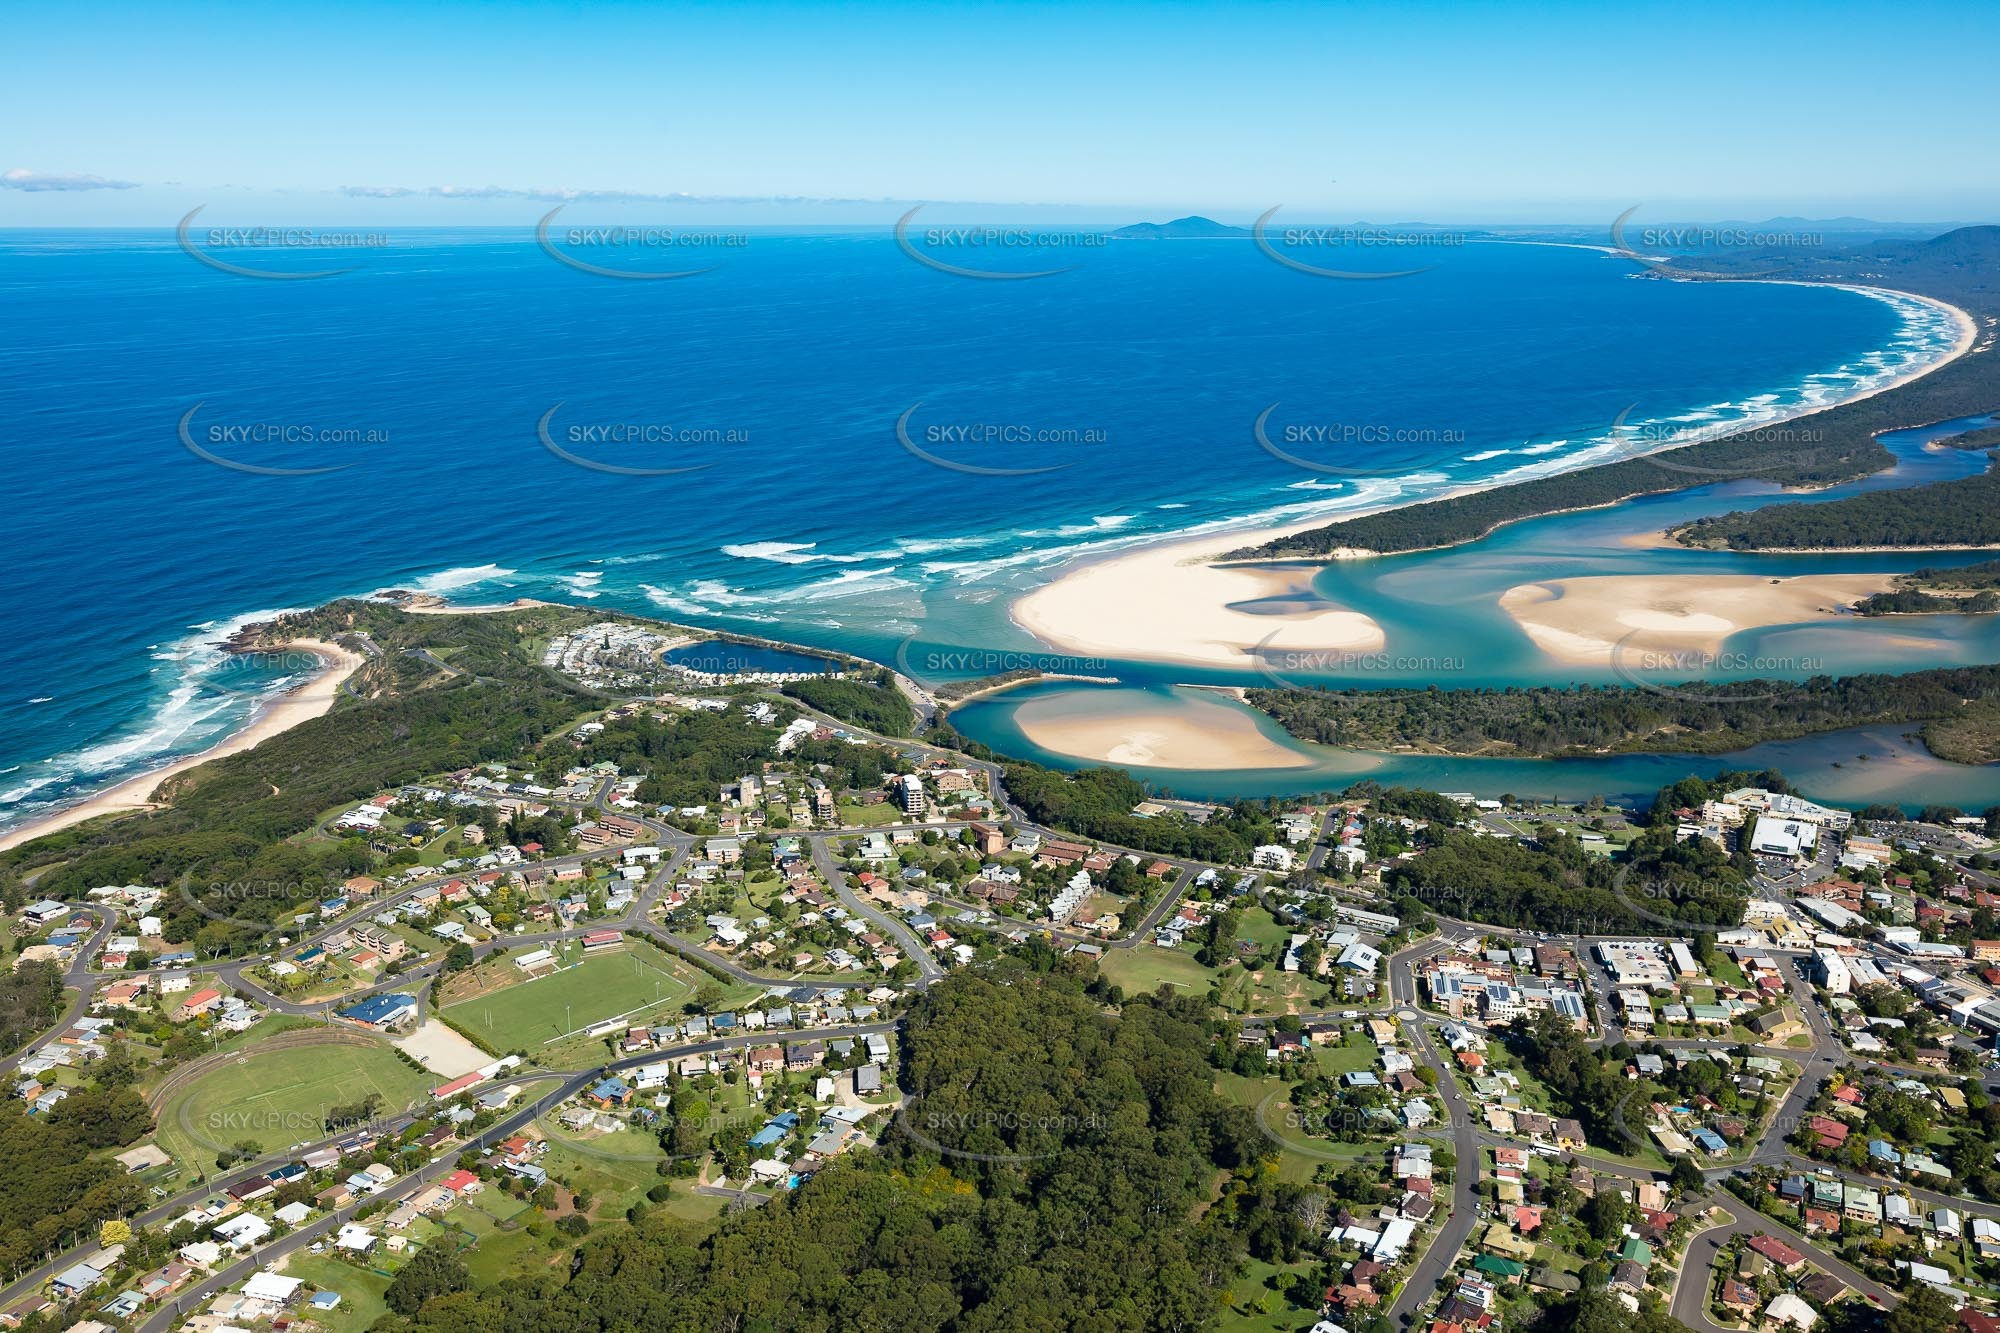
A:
<box><xmin>1671</xmin><ymin>451</ymin><xmax>2000</xmax><ymax>550</ymax></box>
<box><xmin>1247</xmin><ymin>664</ymin><xmax>2000</xmax><ymax>761</ymax></box>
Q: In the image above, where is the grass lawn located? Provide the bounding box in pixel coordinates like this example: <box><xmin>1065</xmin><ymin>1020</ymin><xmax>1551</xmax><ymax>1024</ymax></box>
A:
<box><xmin>1216</xmin><ymin>1072</ymin><xmax>1382</xmax><ymax>1184</ymax></box>
<box><xmin>537</xmin><ymin>1132</ymin><xmax>670</xmax><ymax>1217</ymax></box>
<box><xmin>440</xmin><ymin>939</ymin><xmax>706</xmax><ymax>1051</ymax></box>
<box><xmin>1218</xmin><ymin>1257</ymin><xmax>1317</xmax><ymax>1331</ymax></box>
<box><xmin>461</xmin><ymin>1219</ymin><xmax>569</xmax><ymax>1287</ymax></box>
<box><xmin>154</xmin><ymin>1036</ymin><xmax>432</xmax><ymax>1168</ymax></box>
<box><xmin>1215</xmin><ymin>962</ymin><xmax>1334</xmax><ymax>1016</ymax></box>
<box><xmin>277</xmin><ymin>1254</ymin><xmax>394</xmax><ymax>1332</ymax></box>
<box><xmin>1233</xmin><ymin>906</ymin><xmax>1294</xmax><ymax>954</ymax></box>
<box><xmin>655</xmin><ymin>1185</ymin><xmax>731</xmax><ymax>1226</ymax></box>
<box><xmin>836</xmin><ymin>803</ymin><xmax>901</xmax><ymax>827</ymax></box>
<box><xmin>1099</xmin><ymin>945</ymin><xmax>1215</xmax><ymax>996</ymax></box>
<box><xmin>1313</xmin><ymin>1036</ymin><xmax>1380</xmax><ymax>1077</ymax></box>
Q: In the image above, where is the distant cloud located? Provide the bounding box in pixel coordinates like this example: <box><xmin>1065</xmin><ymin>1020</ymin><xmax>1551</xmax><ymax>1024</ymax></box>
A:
<box><xmin>2</xmin><ymin>168</ymin><xmax>140</xmax><ymax>192</ymax></box>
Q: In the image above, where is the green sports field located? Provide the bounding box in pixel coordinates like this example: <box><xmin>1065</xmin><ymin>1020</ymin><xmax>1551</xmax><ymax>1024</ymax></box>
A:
<box><xmin>440</xmin><ymin>939</ymin><xmax>702</xmax><ymax>1051</ymax></box>
<box><xmin>156</xmin><ymin>1037</ymin><xmax>433</xmax><ymax>1168</ymax></box>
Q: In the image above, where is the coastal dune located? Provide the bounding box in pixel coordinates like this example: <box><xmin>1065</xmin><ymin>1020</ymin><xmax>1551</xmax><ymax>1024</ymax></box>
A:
<box><xmin>1498</xmin><ymin>573</ymin><xmax>1897</xmax><ymax>668</ymax></box>
<box><xmin>0</xmin><ymin>639</ymin><xmax>365</xmax><ymax>851</ymax></box>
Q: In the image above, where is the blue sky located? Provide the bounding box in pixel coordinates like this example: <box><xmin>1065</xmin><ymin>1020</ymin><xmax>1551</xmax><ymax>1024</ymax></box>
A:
<box><xmin>5</xmin><ymin>0</ymin><xmax>1996</xmax><ymax>226</ymax></box>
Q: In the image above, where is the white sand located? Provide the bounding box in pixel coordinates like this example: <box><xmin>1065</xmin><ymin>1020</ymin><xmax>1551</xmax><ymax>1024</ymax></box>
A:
<box><xmin>1499</xmin><ymin>574</ymin><xmax>1897</xmax><ymax>667</ymax></box>
<box><xmin>1013</xmin><ymin>545</ymin><xmax>1385</xmax><ymax>672</ymax></box>
<box><xmin>1011</xmin><ymin>692</ymin><xmax>1315</xmax><ymax>770</ymax></box>
<box><xmin>0</xmin><ymin>638</ymin><xmax>365</xmax><ymax>851</ymax></box>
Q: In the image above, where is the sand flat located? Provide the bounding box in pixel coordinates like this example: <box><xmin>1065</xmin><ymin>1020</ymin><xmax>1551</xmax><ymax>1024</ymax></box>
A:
<box><xmin>1011</xmin><ymin>691</ymin><xmax>1315</xmax><ymax>770</ymax></box>
<box><xmin>1012</xmin><ymin>535</ymin><xmax>1385</xmax><ymax>672</ymax></box>
<box><xmin>1499</xmin><ymin>573</ymin><xmax>1897</xmax><ymax>667</ymax></box>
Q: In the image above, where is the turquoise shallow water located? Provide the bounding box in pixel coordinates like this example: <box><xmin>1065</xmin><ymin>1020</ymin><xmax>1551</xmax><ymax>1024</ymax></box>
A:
<box><xmin>945</xmin><ymin>415</ymin><xmax>2000</xmax><ymax>810</ymax></box>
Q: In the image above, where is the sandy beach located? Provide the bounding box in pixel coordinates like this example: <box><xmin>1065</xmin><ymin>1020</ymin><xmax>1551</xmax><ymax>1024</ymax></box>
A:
<box><xmin>0</xmin><ymin>638</ymin><xmax>366</xmax><ymax>852</ymax></box>
<box><xmin>1498</xmin><ymin>573</ymin><xmax>1897</xmax><ymax>668</ymax></box>
<box><xmin>1013</xmin><ymin>547</ymin><xmax>1386</xmax><ymax>671</ymax></box>
<box><xmin>1011</xmin><ymin>688</ymin><xmax>1315</xmax><ymax>770</ymax></box>
<box><xmin>1011</xmin><ymin>285</ymin><xmax>1977</xmax><ymax>677</ymax></box>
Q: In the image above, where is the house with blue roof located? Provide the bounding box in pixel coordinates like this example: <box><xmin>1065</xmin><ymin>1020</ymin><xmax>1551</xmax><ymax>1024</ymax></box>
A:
<box><xmin>586</xmin><ymin>1077</ymin><xmax>632</xmax><ymax>1108</ymax></box>
<box><xmin>337</xmin><ymin>993</ymin><xmax>418</xmax><ymax>1030</ymax></box>
<box><xmin>1869</xmin><ymin>1139</ymin><xmax>1903</xmax><ymax>1165</ymax></box>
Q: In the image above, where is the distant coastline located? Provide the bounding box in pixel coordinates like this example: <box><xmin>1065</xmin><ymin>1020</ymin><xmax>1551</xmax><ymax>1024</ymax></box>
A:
<box><xmin>1012</xmin><ymin>275</ymin><xmax>1979</xmax><ymax>677</ymax></box>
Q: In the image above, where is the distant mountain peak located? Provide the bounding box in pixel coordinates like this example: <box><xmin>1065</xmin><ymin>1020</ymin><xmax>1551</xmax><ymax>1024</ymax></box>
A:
<box><xmin>1110</xmin><ymin>216</ymin><xmax>1251</xmax><ymax>239</ymax></box>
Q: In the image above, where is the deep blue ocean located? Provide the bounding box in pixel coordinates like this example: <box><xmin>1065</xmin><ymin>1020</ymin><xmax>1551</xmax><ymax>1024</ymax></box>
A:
<box><xmin>0</xmin><ymin>228</ymin><xmax>1965</xmax><ymax>830</ymax></box>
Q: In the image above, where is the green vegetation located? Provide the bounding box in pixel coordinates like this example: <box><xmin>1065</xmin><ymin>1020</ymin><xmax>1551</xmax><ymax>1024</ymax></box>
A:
<box><xmin>1385</xmin><ymin>812</ymin><xmax>1748</xmax><ymax>934</ymax></box>
<box><xmin>277</xmin><ymin>1252</ymin><xmax>394</xmax><ymax>1330</ymax></box>
<box><xmin>372</xmin><ymin>961</ymin><xmax>1279</xmax><ymax>1332</ymax></box>
<box><xmin>1921</xmin><ymin>697</ymin><xmax>2000</xmax><ymax>765</ymax></box>
<box><xmin>976</xmin><ymin>756</ymin><xmax>1279</xmax><ymax>861</ymax></box>
<box><xmin>1238</xmin><ymin>424</ymin><xmax>1896</xmax><ymax>557</ymax></box>
<box><xmin>782</xmin><ymin>668</ymin><xmax>916</xmax><ymax>736</ymax></box>
<box><xmin>0</xmin><ymin>1089</ymin><xmax>153</xmax><ymax>1275</ymax></box>
<box><xmin>1673</xmin><ymin>451</ymin><xmax>2000</xmax><ymax>550</ymax></box>
<box><xmin>1851</xmin><ymin>557</ymin><xmax>2000</xmax><ymax>615</ymax></box>
<box><xmin>575</xmin><ymin>701</ymin><xmax>816</xmax><ymax>811</ymax></box>
<box><xmin>0</xmin><ymin>960</ymin><xmax>65</xmax><ymax>1054</ymax></box>
<box><xmin>1248</xmin><ymin>663</ymin><xmax>2000</xmax><ymax>760</ymax></box>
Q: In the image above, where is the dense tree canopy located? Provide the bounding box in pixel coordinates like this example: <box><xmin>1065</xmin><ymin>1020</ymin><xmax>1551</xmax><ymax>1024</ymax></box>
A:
<box><xmin>372</xmin><ymin>964</ymin><xmax>1269</xmax><ymax>1332</ymax></box>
